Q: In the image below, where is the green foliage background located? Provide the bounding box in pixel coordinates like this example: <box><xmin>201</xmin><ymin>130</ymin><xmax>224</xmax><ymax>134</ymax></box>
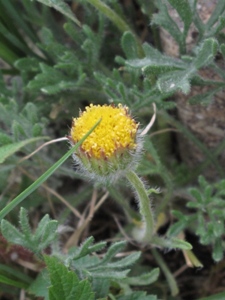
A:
<box><xmin>1</xmin><ymin>0</ymin><xmax>225</xmax><ymax>299</ymax></box>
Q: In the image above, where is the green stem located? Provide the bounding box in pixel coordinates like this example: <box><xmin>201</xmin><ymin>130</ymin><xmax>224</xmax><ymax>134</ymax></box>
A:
<box><xmin>152</xmin><ymin>248</ymin><xmax>179</xmax><ymax>296</ymax></box>
<box><xmin>126</xmin><ymin>170</ymin><xmax>155</xmax><ymax>242</ymax></box>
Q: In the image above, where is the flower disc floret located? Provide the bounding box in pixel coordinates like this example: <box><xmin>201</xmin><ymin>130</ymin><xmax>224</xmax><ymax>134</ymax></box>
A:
<box><xmin>70</xmin><ymin>104</ymin><xmax>142</xmax><ymax>184</ymax></box>
<box><xmin>71</xmin><ymin>104</ymin><xmax>138</xmax><ymax>159</ymax></box>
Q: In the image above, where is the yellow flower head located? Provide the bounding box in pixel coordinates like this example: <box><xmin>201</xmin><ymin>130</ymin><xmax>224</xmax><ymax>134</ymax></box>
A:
<box><xmin>70</xmin><ymin>104</ymin><xmax>142</xmax><ymax>184</ymax></box>
<box><xmin>71</xmin><ymin>104</ymin><xmax>138</xmax><ymax>159</ymax></box>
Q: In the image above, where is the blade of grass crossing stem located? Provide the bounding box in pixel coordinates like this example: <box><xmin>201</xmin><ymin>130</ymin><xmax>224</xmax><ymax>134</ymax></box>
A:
<box><xmin>0</xmin><ymin>119</ymin><xmax>101</xmax><ymax>221</ymax></box>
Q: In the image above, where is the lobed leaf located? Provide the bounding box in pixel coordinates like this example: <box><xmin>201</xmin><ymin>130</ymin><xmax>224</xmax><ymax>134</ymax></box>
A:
<box><xmin>168</xmin><ymin>0</ymin><xmax>192</xmax><ymax>36</ymax></box>
<box><xmin>157</xmin><ymin>69</ymin><xmax>192</xmax><ymax>94</ymax></box>
<box><xmin>45</xmin><ymin>256</ymin><xmax>94</xmax><ymax>300</ymax></box>
<box><xmin>194</xmin><ymin>38</ymin><xmax>218</xmax><ymax>69</ymax></box>
<box><xmin>152</xmin><ymin>0</ymin><xmax>182</xmax><ymax>49</ymax></box>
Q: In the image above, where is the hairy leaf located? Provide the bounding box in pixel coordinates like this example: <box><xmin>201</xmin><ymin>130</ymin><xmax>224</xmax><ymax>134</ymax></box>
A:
<box><xmin>194</xmin><ymin>38</ymin><xmax>218</xmax><ymax>69</ymax></box>
<box><xmin>168</xmin><ymin>0</ymin><xmax>192</xmax><ymax>36</ymax></box>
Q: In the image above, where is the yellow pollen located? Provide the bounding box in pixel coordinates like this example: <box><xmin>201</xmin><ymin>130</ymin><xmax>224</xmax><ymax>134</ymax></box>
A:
<box><xmin>71</xmin><ymin>104</ymin><xmax>138</xmax><ymax>159</ymax></box>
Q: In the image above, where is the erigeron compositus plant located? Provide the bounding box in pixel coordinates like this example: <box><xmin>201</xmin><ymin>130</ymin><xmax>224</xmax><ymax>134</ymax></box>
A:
<box><xmin>69</xmin><ymin>103</ymin><xmax>156</xmax><ymax>242</ymax></box>
<box><xmin>68</xmin><ymin>103</ymin><xmax>192</xmax><ymax>250</ymax></box>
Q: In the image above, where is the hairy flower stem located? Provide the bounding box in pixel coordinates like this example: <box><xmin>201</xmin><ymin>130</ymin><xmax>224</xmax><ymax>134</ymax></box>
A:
<box><xmin>126</xmin><ymin>170</ymin><xmax>155</xmax><ymax>242</ymax></box>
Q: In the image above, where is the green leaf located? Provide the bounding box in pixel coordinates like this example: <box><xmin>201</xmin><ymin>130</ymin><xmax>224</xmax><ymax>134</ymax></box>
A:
<box><xmin>167</xmin><ymin>220</ymin><xmax>187</xmax><ymax>237</ymax></box>
<box><xmin>0</xmin><ymin>136</ymin><xmax>48</xmax><ymax>164</ymax></box>
<box><xmin>45</xmin><ymin>256</ymin><xmax>94</xmax><ymax>300</ymax></box>
<box><xmin>205</xmin><ymin>2</ymin><xmax>225</xmax><ymax>29</ymax></box>
<box><xmin>0</xmin><ymin>275</ymin><xmax>28</xmax><ymax>289</ymax></box>
<box><xmin>35</xmin><ymin>0</ymin><xmax>81</xmax><ymax>27</ymax></box>
<box><xmin>27</xmin><ymin>63</ymin><xmax>66</xmax><ymax>91</ymax></box>
<box><xmin>15</xmin><ymin>57</ymin><xmax>41</xmax><ymax>72</ymax></box>
<box><xmin>123</xmin><ymin>268</ymin><xmax>159</xmax><ymax>286</ymax></box>
<box><xmin>196</xmin><ymin>213</ymin><xmax>206</xmax><ymax>237</ymax></box>
<box><xmin>213</xmin><ymin>221</ymin><xmax>224</xmax><ymax>238</ymax></box>
<box><xmin>38</xmin><ymin>220</ymin><xmax>58</xmax><ymax>250</ymax></box>
<box><xmin>152</xmin><ymin>235</ymin><xmax>192</xmax><ymax>250</ymax></box>
<box><xmin>143</xmin><ymin>63</ymin><xmax>183</xmax><ymax>77</ymax></box>
<box><xmin>28</xmin><ymin>271</ymin><xmax>49</xmax><ymax>298</ymax></box>
<box><xmin>91</xmin><ymin>269</ymin><xmax>130</xmax><ymax>279</ymax></box>
<box><xmin>198</xmin><ymin>175</ymin><xmax>208</xmax><ymax>189</ymax></box>
<box><xmin>1</xmin><ymin>219</ymin><xmax>24</xmax><ymax>244</ymax></box>
<box><xmin>19</xmin><ymin>207</ymin><xmax>32</xmax><ymax>241</ymax></box>
<box><xmin>103</xmin><ymin>252</ymin><xmax>141</xmax><ymax>269</ymax></box>
<box><xmin>169</xmin><ymin>237</ymin><xmax>193</xmax><ymax>250</ymax></box>
<box><xmin>168</xmin><ymin>0</ymin><xmax>192</xmax><ymax>36</ymax></box>
<box><xmin>83</xmin><ymin>0</ymin><xmax>130</xmax><ymax>34</ymax></box>
<box><xmin>32</xmin><ymin>124</ymin><xmax>43</xmax><ymax>137</ymax></box>
<box><xmin>207</xmin><ymin>16</ymin><xmax>225</xmax><ymax>37</ymax></box>
<box><xmin>0</xmin><ymin>133</ymin><xmax>12</xmax><ymax>145</ymax></box>
<box><xmin>0</xmin><ymin>264</ymin><xmax>32</xmax><ymax>284</ymax></box>
<box><xmin>1</xmin><ymin>208</ymin><xmax>58</xmax><ymax>254</ymax></box>
<box><xmin>70</xmin><ymin>236</ymin><xmax>105</xmax><ymax>260</ymax></box>
<box><xmin>88</xmin><ymin>240</ymin><xmax>106</xmax><ymax>253</ymax></box>
<box><xmin>188</xmin><ymin>87</ymin><xmax>222</xmax><ymax>105</ymax></box>
<box><xmin>126</xmin><ymin>54</ymin><xmax>185</xmax><ymax>73</ymax></box>
<box><xmin>189</xmin><ymin>188</ymin><xmax>203</xmax><ymax>203</ymax></box>
<box><xmin>98</xmin><ymin>241</ymin><xmax>126</xmax><ymax>265</ymax></box>
<box><xmin>92</xmin><ymin>278</ymin><xmax>109</xmax><ymax>298</ymax></box>
<box><xmin>0</xmin><ymin>22</ymin><xmax>30</xmax><ymax>54</ymax></box>
<box><xmin>0</xmin><ymin>0</ymin><xmax>37</xmax><ymax>43</ymax></box>
<box><xmin>194</xmin><ymin>38</ymin><xmax>218</xmax><ymax>69</ymax></box>
<box><xmin>152</xmin><ymin>0</ymin><xmax>182</xmax><ymax>50</ymax></box>
<box><xmin>40</xmin><ymin>81</ymin><xmax>81</xmax><ymax>95</ymax></box>
<box><xmin>121</xmin><ymin>32</ymin><xmax>139</xmax><ymax>59</ymax></box>
<box><xmin>35</xmin><ymin>214</ymin><xmax>52</xmax><ymax>239</ymax></box>
<box><xmin>157</xmin><ymin>69</ymin><xmax>192</xmax><ymax>94</ymax></box>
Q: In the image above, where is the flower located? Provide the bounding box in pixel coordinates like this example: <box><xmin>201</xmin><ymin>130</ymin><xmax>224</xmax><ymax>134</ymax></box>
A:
<box><xmin>70</xmin><ymin>104</ymin><xmax>142</xmax><ymax>184</ymax></box>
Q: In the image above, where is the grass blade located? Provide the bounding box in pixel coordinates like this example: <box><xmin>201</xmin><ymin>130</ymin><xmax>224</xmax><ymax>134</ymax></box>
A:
<box><xmin>0</xmin><ymin>119</ymin><xmax>100</xmax><ymax>220</ymax></box>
